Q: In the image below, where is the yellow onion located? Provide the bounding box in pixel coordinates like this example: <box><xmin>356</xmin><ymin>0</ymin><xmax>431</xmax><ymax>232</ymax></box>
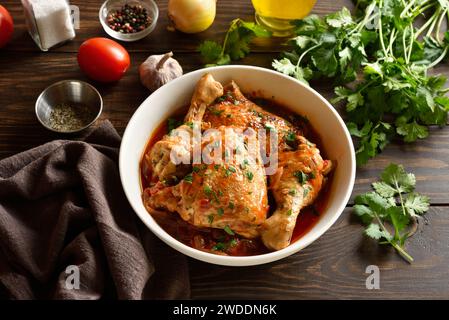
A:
<box><xmin>168</xmin><ymin>0</ymin><xmax>216</xmax><ymax>34</ymax></box>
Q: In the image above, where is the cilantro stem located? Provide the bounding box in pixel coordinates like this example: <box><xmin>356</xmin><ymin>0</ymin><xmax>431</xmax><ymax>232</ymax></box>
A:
<box><xmin>387</xmin><ymin>29</ymin><xmax>397</xmax><ymax>56</ymax></box>
<box><xmin>400</xmin><ymin>0</ymin><xmax>417</xmax><ymax>18</ymax></box>
<box><xmin>349</xmin><ymin>2</ymin><xmax>378</xmax><ymax>36</ymax></box>
<box><xmin>394</xmin><ymin>179</ymin><xmax>408</xmax><ymax>217</ymax></box>
<box><xmin>426</xmin><ymin>7</ymin><xmax>441</xmax><ymax>38</ymax></box>
<box><xmin>407</xmin><ymin>26</ymin><xmax>414</xmax><ymax>63</ymax></box>
<box><xmin>378</xmin><ymin>0</ymin><xmax>388</xmax><ymax>57</ymax></box>
<box><xmin>373</xmin><ymin>212</ymin><xmax>414</xmax><ymax>263</ymax></box>
<box><xmin>391</xmin><ymin>242</ymin><xmax>414</xmax><ymax>263</ymax></box>
<box><xmin>427</xmin><ymin>45</ymin><xmax>449</xmax><ymax>68</ymax></box>
<box><xmin>403</xmin><ymin>26</ymin><xmax>410</xmax><ymax>64</ymax></box>
<box><xmin>296</xmin><ymin>43</ymin><xmax>322</xmax><ymax>67</ymax></box>
<box><xmin>221</xmin><ymin>19</ymin><xmax>240</xmax><ymax>56</ymax></box>
<box><xmin>435</xmin><ymin>9</ymin><xmax>448</xmax><ymax>44</ymax></box>
<box><xmin>414</xmin><ymin>10</ymin><xmax>437</xmax><ymax>39</ymax></box>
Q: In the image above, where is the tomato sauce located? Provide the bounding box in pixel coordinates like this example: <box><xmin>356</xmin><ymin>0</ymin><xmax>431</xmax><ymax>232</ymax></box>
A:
<box><xmin>140</xmin><ymin>98</ymin><xmax>333</xmax><ymax>256</ymax></box>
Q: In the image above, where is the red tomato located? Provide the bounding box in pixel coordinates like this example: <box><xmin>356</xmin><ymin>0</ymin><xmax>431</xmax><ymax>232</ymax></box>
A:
<box><xmin>77</xmin><ymin>38</ymin><xmax>130</xmax><ymax>83</ymax></box>
<box><xmin>0</xmin><ymin>5</ymin><xmax>14</xmax><ymax>48</ymax></box>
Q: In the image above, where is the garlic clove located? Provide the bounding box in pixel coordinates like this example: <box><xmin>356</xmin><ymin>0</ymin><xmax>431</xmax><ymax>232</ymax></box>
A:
<box><xmin>139</xmin><ymin>52</ymin><xmax>183</xmax><ymax>91</ymax></box>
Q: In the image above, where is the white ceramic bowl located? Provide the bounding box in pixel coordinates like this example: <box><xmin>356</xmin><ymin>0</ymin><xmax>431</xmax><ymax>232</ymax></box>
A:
<box><xmin>120</xmin><ymin>66</ymin><xmax>356</xmax><ymax>266</ymax></box>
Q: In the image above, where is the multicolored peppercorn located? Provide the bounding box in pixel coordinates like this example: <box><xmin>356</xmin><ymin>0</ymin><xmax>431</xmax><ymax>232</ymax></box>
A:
<box><xmin>107</xmin><ymin>4</ymin><xmax>153</xmax><ymax>34</ymax></box>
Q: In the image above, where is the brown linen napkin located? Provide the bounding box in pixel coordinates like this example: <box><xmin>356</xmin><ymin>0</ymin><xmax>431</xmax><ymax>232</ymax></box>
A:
<box><xmin>0</xmin><ymin>120</ymin><xmax>190</xmax><ymax>300</ymax></box>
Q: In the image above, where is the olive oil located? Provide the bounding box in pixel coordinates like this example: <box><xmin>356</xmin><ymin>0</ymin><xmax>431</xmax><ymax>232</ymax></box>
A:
<box><xmin>251</xmin><ymin>0</ymin><xmax>317</xmax><ymax>36</ymax></box>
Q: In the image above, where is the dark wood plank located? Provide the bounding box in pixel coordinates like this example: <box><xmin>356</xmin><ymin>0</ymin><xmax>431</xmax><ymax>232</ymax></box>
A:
<box><xmin>1</xmin><ymin>0</ymin><xmax>354</xmax><ymax>53</ymax></box>
<box><xmin>190</xmin><ymin>207</ymin><xmax>449</xmax><ymax>299</ymax></box>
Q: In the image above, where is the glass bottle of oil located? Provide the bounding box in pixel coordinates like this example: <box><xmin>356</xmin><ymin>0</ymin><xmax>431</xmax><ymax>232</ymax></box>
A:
<box><xmin>251</xmin><ymin>0</ymin><xmax>317</xmax><ymax>37</ymax></box>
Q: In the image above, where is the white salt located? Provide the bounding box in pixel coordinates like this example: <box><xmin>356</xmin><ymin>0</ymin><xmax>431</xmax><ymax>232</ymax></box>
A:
<box><xmin>24</xmin><ymin>0</ymin><xmax>75</xmax><ymax>50</ymax></box>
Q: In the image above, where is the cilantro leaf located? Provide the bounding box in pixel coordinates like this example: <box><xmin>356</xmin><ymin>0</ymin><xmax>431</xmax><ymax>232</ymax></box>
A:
<box><xmin>405</xmin><ymin>193</ymin><xmax>430</xmax><ymax>216</ymax></box>
<box><xmin>353</xmin><ymin>204</ymin><xmax>375</xmax><ymax>224</ymax></box>
<box><xmin>396</xmin><ymin>121</ymin><xmax>429</xmax><ymax>143</ymax></box>
<box><xmin>380</xmin><ymin>163</ymin><xmax>416</xmax><ymax>193</ymax></box>
<box><xmin>326</xmin><ymin>7</ymin><xmax>354</xmax><ymax>28</ymax></box>
<box><xmin>224</xmin><ymin>225</ymin><xmax>235</xmax><ymax>236</ymax></box>
<box><xmin>372</xmin><ymin>181</ymin><xmax>397</xmax><ymax>198</ymax></box>
<box><xmin>365</xmin><ymin>223</ymin><xmax>392</xmax><ymax>241</ymax></box>
<box><xmin>197</xmin><ymin>40</ymin><xmax>223</xmax><ymax>64</ymax></box>
<box><xmin>198</xmin><ymin>19</ymin><xmax>271</xmax><ymax>66</ymax></box>
<box><xmin>272</xmin><ymin>58</ymin><xmax>297</xmax><ymax>76</ymax></box>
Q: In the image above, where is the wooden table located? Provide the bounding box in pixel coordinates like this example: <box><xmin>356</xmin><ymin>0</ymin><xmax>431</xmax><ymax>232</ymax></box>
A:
<box><xmin>1</xmin><ymin>0</ymin><xmax>448</xmax><ymax>300</ymax></box>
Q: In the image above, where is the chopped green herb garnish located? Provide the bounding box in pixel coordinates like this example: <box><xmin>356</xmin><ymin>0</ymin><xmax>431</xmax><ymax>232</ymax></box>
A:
<box><xmin>229</xmin><ymin>239</ymin><xmax>238</xmax><ymax>247</ymax></box>
<box><xmin>214</xmin><ymin>164</ymin><xmax>220</xmax><ymax>171</ymax></box>
<box><xmin>183</xmin><ymin>173</ymin><xmax>193</xmax><ymax>184</ymax></box>
<box><xmin>212</xmin><ymin>242</ymin><xmax>226</xmax><ymax>251</ymax></box>
<box><xmin>285</xmin><ymin>131</ymin><xmax>296</xmax><ymax>142</ymax></box>
<box><xmin>289</xmin><ymin>189</ymin><xmax>297</xmax><ymax>196</ymax></box>
<box><xmin>303</xmin><ymin>187</ymin><xmax>309</xmax><ymax>197</ymax></box>
<box><xmin>228</xmin><ymin>202</ymin><xmax>235</xmax><ymax>209</ymax></box>
<box><xmin>217</xmin><ymin>208</ymin><xmax>224</xmax><ymax>216</ymax></box>
<box><xmin>185</xmin><ymin>121</ymin><xmax>194</xmax><ymax>129</ymax></box>
<box><xmin>294</xmin><ymin>171</ymin><xmax>309</xmax><ymax>184</ymax></box>
<box><xmin>212</xmin><ymin>109</ymin><xmax>224</xmax><ymax>116</ymax></box>
<box><xmin>245</xmin><ymin>171</ymin><xmax>254</xmax><ymax>181</ymax></box>
<box><xmin>167</xmin><ymin>118</ymin><xmax>182</xmax><ymax>134</ymax></box>
<box><xmin>224</xmin><ymin>225</ymin><xmax>235</xmax><ymax>236</ymax></box>
<box><xmin>204</xmin><ymin>185</ymin><xmax>213</xmax><ymax>195</ymax></box>
<box><xmin>208</xmin><ymin>214</ymin><xmax>215</xmax><ymax>224</ymax></box>
<box><xmin>240</xmin><ymin>159</ymin><xmax>249</xmax><ymax>170</ymax></box>
<box><xmin>287</xmin><ymin>209</ymin><xmax>293</xmax><ymax>216</ymax></box>
<box><xmin>193</xmin><ymin>166</ymin><xmax>200</xmax><ymax>173</ymax></box>
<box><xmin>225</xmin><ymin>166</ymin><xmax>237</xmax><ymax>177</ymax></box>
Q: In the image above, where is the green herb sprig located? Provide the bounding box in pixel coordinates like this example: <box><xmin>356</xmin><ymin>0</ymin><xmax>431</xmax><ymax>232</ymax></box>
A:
<box><xmin>198</xmin><ymin>19</ymin><xmax>272</xmax><ymax>66</ymax></box>
<box><xmin>353</xmin><ymin>163</ymin><xmax>430</xmax><ymax>263</ymax></box>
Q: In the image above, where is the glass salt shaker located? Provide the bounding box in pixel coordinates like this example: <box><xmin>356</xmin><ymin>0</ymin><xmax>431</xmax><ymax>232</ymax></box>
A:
<box><xmin>21</xmin><ymin>0</ymin><xmax>76</xmax><ymax>51</ymax></box>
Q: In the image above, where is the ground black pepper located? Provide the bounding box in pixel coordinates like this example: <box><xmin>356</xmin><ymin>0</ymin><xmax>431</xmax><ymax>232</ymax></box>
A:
<box><xmin>48</xmin><ymin>103</ymin><xmax>95</xmax><ymax>132</ymax></box>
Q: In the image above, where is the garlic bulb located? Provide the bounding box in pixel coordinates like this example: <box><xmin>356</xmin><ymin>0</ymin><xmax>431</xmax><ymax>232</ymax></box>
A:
<box><xmin>139</xmin><ymin>52</ymin><xmax>183</xmax><ymax>91</ymax></box>
<box><xmin>168</xmin><ymin>0</ymin><xmax>216</xmax><ymax>34</ymax></box>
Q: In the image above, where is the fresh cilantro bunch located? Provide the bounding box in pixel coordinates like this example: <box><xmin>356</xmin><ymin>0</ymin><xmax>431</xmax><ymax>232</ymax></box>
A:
<box><xmin>335</xmin><ymin>61</ymin><xmax>449</xmax><ymax>164</ymax></box>
<box><xmin>198</xmin><ymin>19</ymin><xmax>271</xmax><ymax>66</ymax></box>
<box><xmin>273</xmin><ymin>7</ymin><xmax>375</xmax><ymax>84</ymax></box>
<box><xmin>274</xmin><ymin>0</ymin><xmax>449</xmax><ymax>165</ymax></box>
<box><xmin>354</xmin><ymin>163</ymin><xmax>430</xmax><ymax>263</ymax></box>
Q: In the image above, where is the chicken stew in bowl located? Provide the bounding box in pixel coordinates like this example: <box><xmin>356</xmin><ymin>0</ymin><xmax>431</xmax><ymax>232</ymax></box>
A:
<box><xmin>141</xmin><ymin>74</ymin><xmax>333</xmax><ymax>256</ymax></box>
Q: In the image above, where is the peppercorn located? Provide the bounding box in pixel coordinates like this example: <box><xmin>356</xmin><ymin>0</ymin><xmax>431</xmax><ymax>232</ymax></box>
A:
<box><xmin>106</xmin><ymin>4</ymin><xmax>153</xmax><ymax>34</ymax></box>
